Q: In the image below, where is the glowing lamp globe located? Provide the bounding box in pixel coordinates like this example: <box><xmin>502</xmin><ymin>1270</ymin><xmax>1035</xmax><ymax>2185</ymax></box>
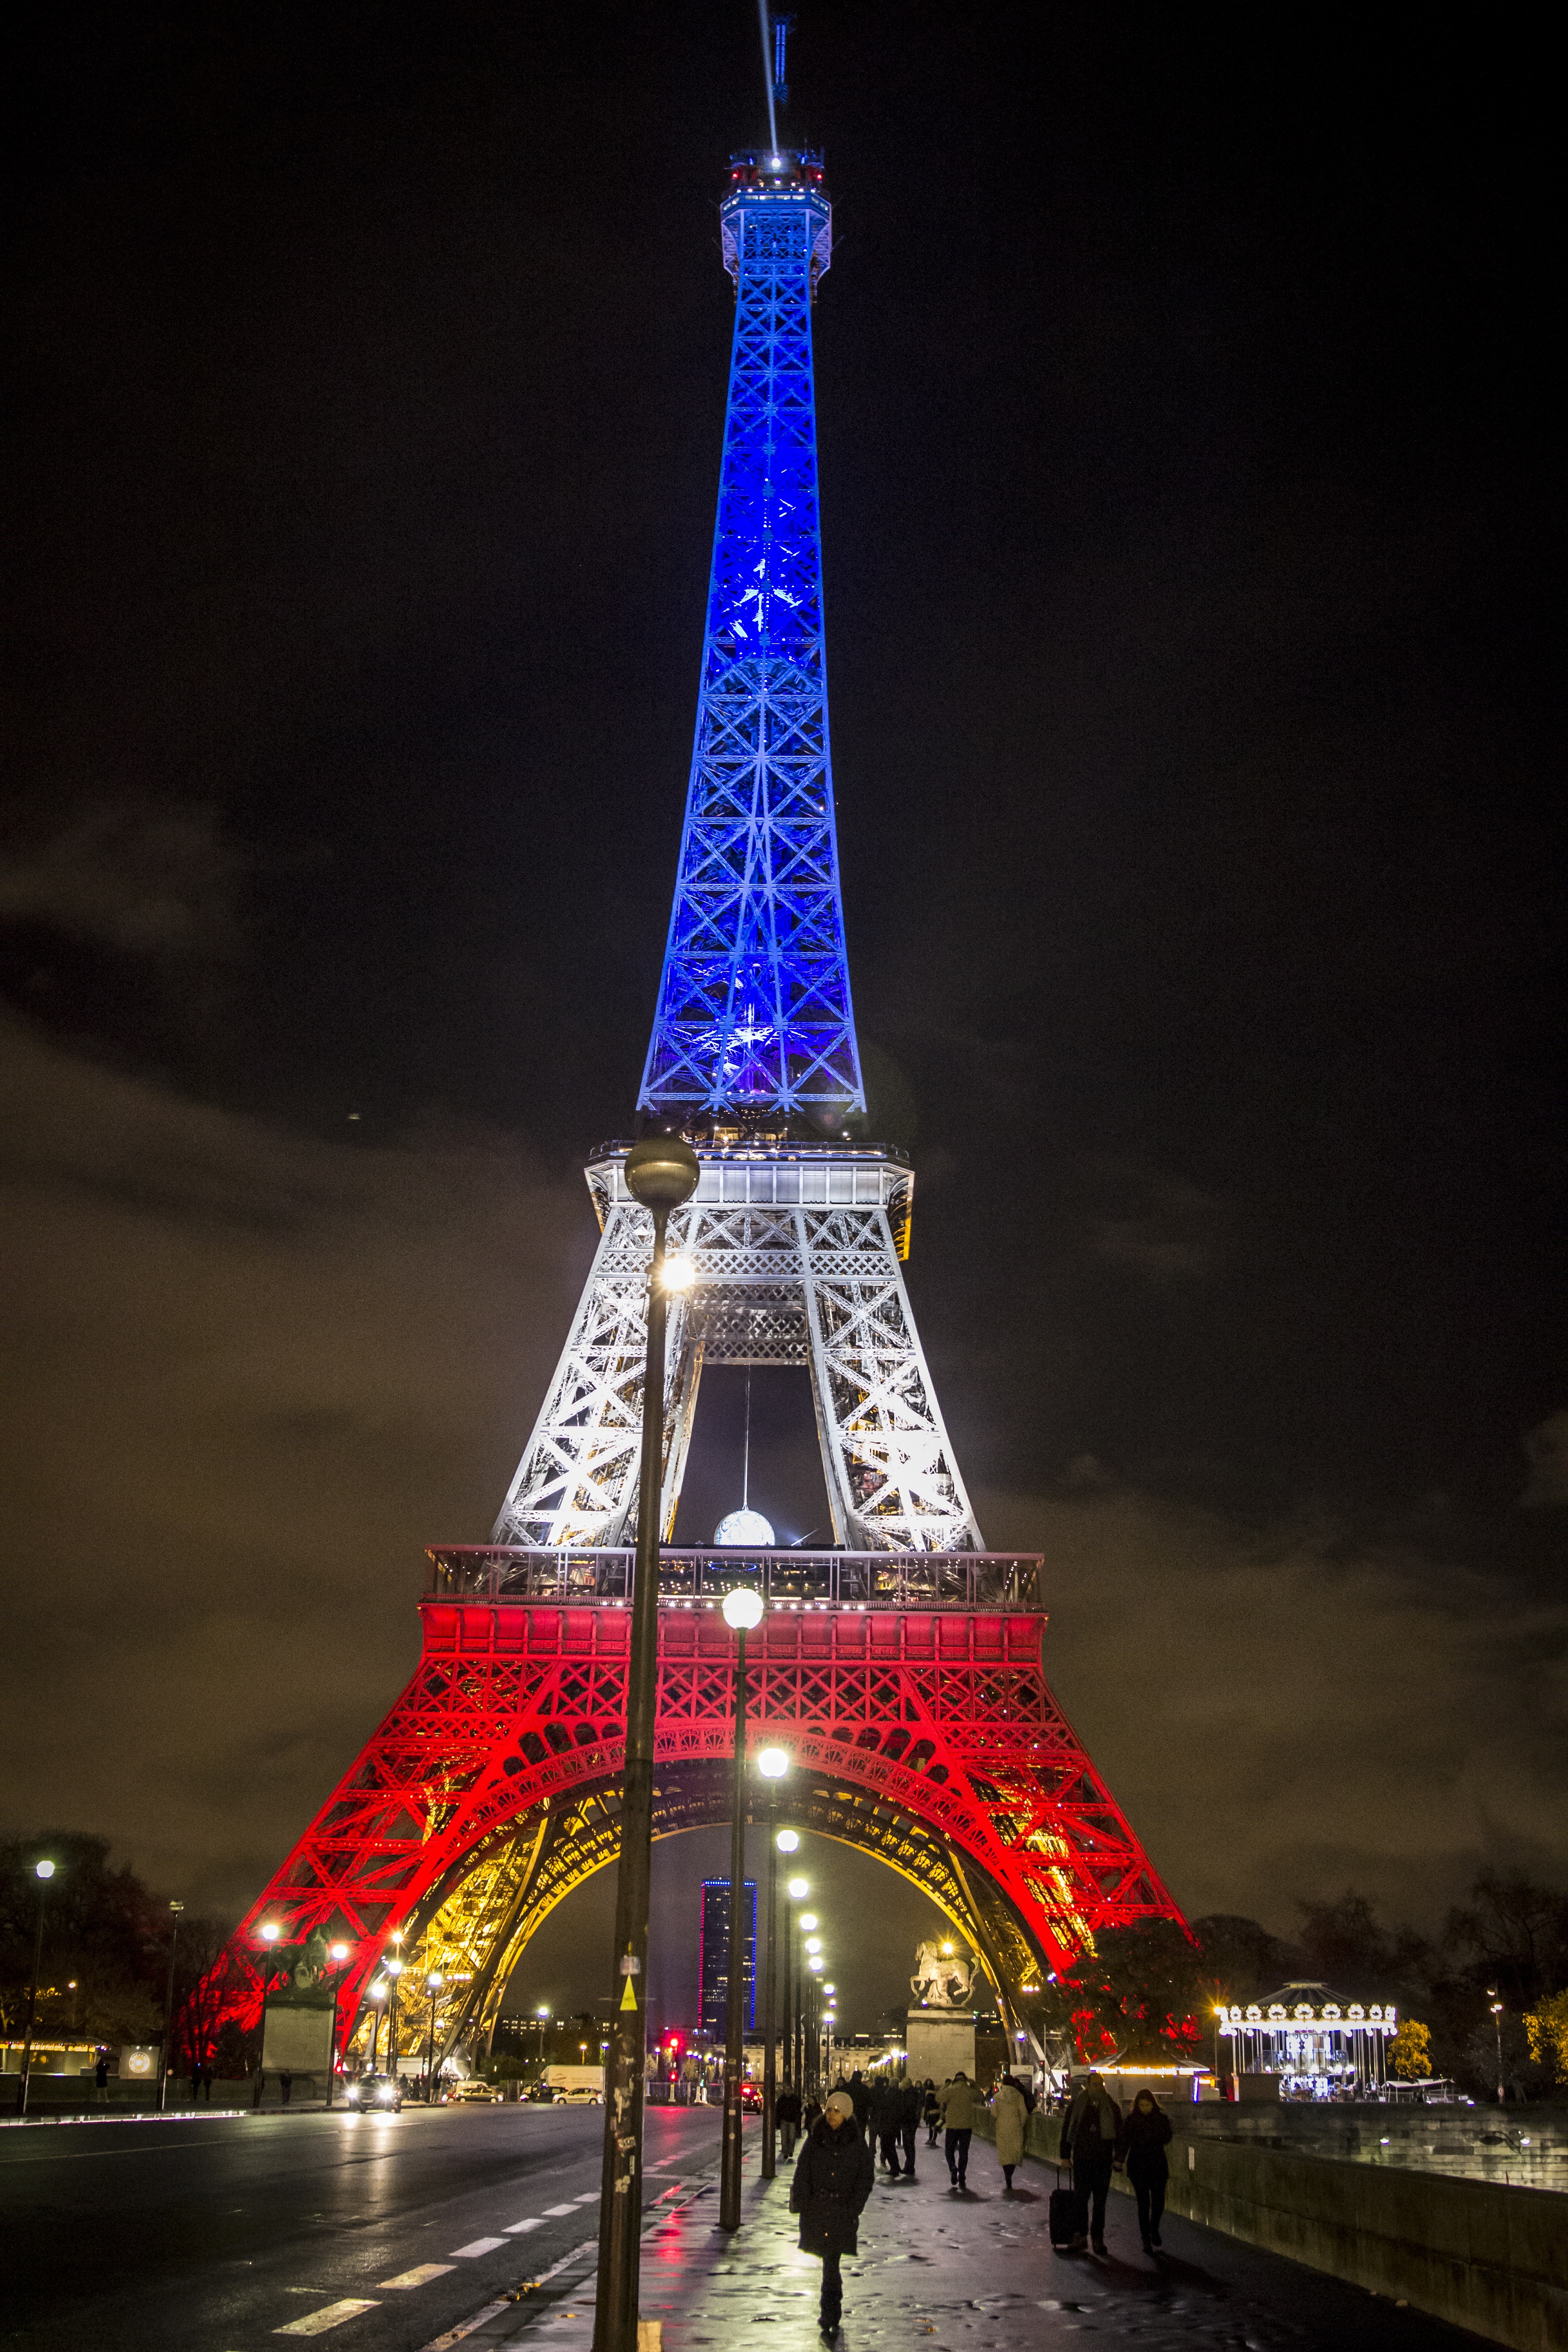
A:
<box><xmin>787</xmin><ymin>1877</ymin><xmax>809</xmax><ymax>1899</ymax></box>
<box><xmin>758</xmin><ymin>1747</ymin><xmax>790</xmax><ymax>1779</ymax></box>
<box><xmin>623</xmin><ymin>1135</ymin><xmax>701</xmax><ymax>1212</ymax></box>
<box><xmin>721</xmin><ymin>1586</ymin><xmax>764</xmax><ymax>1630</ymax></box>
<box><xmin>35</xmin><ymin>1860</ymin><xmax>55</xmax><ymax>1881</ymax></box>
<box><xmin>776</xmin><ymin>1829</ymin><xmax>800</xmax><ymax>1852</ymax></box>
<box><xmin>714</xmin><ymin>1508</ymin><xmax>775</xmax><ymax>1547</ymax></box>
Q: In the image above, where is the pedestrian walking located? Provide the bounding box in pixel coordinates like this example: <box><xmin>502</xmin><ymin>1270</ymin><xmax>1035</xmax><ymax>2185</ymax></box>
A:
<box><xmin>777</xmin><ymin>2084</ymin><xmax>802</xmax><ymax>2159</ymax></box>
<box><xmin>279</xmin><ymin>2068</ymin><xmax>294</xmax><ymax>2106</ymax></box>
<box><xmin>848</xmin><ymin>2069</ymin><xmax>872</xmax><ymax>2145</ymax></box>
<box><xmin>94</xmin><ymin>2051</ymin><xmax>109</xmax><ymax>2105</ymax></box>
<box><xmin>1123</xmin><ymin>2089</ymin><xmax>1173</xmax><ymax>2250</ymax></box>
<box><xmin>803</xmin><ymin>2092</ymin><xmax>823</xmax><ymax>2135</ymax></box>
<box><xmin>871</xmin><ymin>2076</ymin><xmax>902</xmax><ymax>2174</ymax></box>
<box><xmin>789</xmin><ymin>2087</ymin><xmax>875</xmax><ymax>2343</ymax></box>
<box><xmin>897</xmin><ymin>2076</ymin><xmax>921</xmax><ymax>2176</ymax></box>
<box><xmin>993</xmin><ymin>2071</ymin><xmax>1029</xmax><ymax>2191</ymax></box>
<box><xmin>1058</xmin><ymin>2070</ymin><xmax>1123</xmax><ymax>2255</ymax></box>
<box><xmin>922</xmin><ymin>2079</ymin><xmax>940</xmax><ymax>2146</ymax></box>
<box><xmin>937</xmin><ymin>2070</ymin><xmax>980</xmax><ymax>2190</ymax></box>
<box><xmin>191</xmin><ymin>2060</ymin><xmax>202</xmax><ymax>2105</ymax></box>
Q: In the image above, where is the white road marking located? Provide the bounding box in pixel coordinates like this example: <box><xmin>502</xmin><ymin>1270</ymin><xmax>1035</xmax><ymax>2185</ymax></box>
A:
<box><xmin>543</xmin><ymin>2203</ymin><xmax>579</xmax><ymax>2215</ymax></box>
<box><xmin>274</xmin><ymin>2300</ymin><xmax>380</xmax><ymax>2335</ymax></box>
<box><xmin>572</xmin><ymin>2191</ymin><xmax>599</xmax><ymax>2202</ymax></box>
<box><xmin>505</xmin><ymin>2217</ymin><xmax>545</xmax><ymax>2233</ymax></box>
<box><xmin>417</xmin><ymin>2298</ymin><xmax>510</xmax><ymax>2350</ymax></box>
<box><xmin>380</xmin><ymin>2265</ymin><xmax>456</xmax><ymax>2287</ymax></box>
<box><xmin>450</xmin><ymin>2236</ymin><xmax>506</xmax><ymax>2256</ymax></box>
<box><xmin>530</xmin><ymin>2238</ymin><xmax>598</xmax><ymax>2286</ymax></box>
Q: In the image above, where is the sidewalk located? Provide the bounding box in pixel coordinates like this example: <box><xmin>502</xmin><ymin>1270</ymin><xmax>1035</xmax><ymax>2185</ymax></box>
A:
<box><xmin>466</xmin><ymin>2127</ymin><xmax>1485</xmax><ymax>2352</ymax></box>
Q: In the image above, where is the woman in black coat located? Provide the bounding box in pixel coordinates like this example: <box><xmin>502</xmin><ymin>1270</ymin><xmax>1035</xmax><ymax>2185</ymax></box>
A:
<box><xmin>790</xmin><ymin>2088</ymin><xmax>876</xmax><ymax>2342</ymax></box>
<box><xmin>1122</xmin><ymin>2089</ymin><xmax>1174</xmax><ymax>2250</ymax></box>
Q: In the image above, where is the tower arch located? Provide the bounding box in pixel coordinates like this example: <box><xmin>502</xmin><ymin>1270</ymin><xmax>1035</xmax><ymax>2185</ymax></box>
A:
<box><xmin>223</xmin><ymin>1557</ymin><xmax>1182</xmax><ymax>2059</ymax></box>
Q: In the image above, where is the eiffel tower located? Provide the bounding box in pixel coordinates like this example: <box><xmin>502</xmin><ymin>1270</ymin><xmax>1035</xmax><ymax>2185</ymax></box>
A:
<box><xmin>218</xmin><ymin>146</ymin><xmax>1183</xmax><ymax>2079</ymax></box>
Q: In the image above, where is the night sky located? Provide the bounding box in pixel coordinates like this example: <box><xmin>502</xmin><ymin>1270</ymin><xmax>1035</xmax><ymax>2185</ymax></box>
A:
<box><xmin>3</xmin><ymin>3</ymin><xmax>1562</xmax><ymax>2031</ymax></box>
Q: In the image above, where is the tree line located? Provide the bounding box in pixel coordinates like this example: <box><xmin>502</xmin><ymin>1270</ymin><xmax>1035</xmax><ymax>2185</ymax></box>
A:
<box><xmin>0</xmin><ymin>1833</ymin><xmax>241</xmax><ymax>2075</ymax></box>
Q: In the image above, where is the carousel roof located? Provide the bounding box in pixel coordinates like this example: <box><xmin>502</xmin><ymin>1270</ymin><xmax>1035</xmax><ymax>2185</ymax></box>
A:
<box><xmin>1220</xmin><ymin>1981</ymin><xmax>1397</xmax><ymax>2027</ymax></box>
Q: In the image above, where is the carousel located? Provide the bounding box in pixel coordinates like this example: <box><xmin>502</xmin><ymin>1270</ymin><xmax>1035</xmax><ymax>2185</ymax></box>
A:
<box><xmin>1217</xmin><ymin>1980</ymin><xmax>1396</xmax><ymax>2099</ymax></box>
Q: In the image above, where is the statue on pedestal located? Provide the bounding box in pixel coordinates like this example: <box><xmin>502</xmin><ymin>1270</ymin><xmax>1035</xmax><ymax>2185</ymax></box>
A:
<box><xmin>910</xmin><ymin>1940</ymin><xmax>973</xmax><ymax>2007</ymax></box>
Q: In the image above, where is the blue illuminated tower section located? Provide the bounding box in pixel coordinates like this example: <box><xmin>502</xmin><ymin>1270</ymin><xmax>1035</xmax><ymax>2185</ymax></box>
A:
<box><xmin>640</xmin><ymin>153</ymin><xmax>864</xmax><ymax>1126</ymax></box>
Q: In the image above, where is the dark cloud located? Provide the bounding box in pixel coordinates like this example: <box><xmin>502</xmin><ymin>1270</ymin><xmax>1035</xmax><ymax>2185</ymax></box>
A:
<box><xmin>0</xmin><ymin>803</ymin><xmax>244</xmax><ymax>960</ymax></box>
<box><xmin>978</xmin><ymin>1484</ymin><xmax>1568</xmax><ymax>1932</ymax></box>
<box><xmin>1522</xmin><ymin>1412</ymin><xmax>1568</xmax><ymax>1510</ymax></box>
<box><xmin>0</xmin><ymin>1015</ymin><xmax>584</xmax><ymax>1913</ymax></box>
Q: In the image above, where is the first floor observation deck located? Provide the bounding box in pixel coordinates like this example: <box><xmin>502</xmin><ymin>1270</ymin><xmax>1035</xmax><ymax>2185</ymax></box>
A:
<box><xmin>426</xmin><ymin>1545</ymin><xmax>1044</xmax><ymax>1614</ymax></box>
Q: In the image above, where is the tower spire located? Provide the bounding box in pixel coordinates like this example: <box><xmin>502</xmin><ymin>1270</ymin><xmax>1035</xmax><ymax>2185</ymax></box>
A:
<box><xmin>638</xmin><ymin>149</ymin><xmax>863</xmax><ymax>1129</ymax></box>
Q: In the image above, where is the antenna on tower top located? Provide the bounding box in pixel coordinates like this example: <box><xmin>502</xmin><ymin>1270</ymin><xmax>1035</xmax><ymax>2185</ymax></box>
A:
<box><xmin>756</xmin><ymin>0</ymin><xmax>780</xmax><ymax>155</ymax></box>
<box><xmin>773</xmin><ymin>13</ymin><xmax>796</xmax><ymax>108</ymax></box>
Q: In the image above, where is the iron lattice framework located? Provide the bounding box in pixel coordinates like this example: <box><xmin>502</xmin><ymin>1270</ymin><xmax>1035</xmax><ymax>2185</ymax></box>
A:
<box><xmin>226</xmin><ymin>1566</ymin><xmax>1181</xmax><ymax>2064</ymax></box>
<box><xmin>210</xmin><ymin>147</ymin><xmax>1187</xmax><ymax>2058</ymax></box>
<box><xmin>639</xmin><ymin>153</ymin><xmax>862</xmax><ymax>1123</ymax></box>
<box><xmin>492</xmin><ymin>1145</ymin><xmax>979</xmax><ymax>1553</ymax></box>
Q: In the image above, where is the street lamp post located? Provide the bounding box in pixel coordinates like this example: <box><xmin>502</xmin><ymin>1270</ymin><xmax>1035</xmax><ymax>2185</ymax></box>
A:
<box><xmin>158</xmin><ymin>1901</ymin><xmax>185</xmax><ymax>2113</ymax></box>
<box><xmin>386</xmin><ymin>1955</ymin><xmax>404</xmax><ymax>2088</ymax></box>
<box><xmin>720</xmin><ymin>1586</ymin><xmax>764</xmax><ymax>2229</ymax></box>
<box><xmin>17</xmin><ymin>1859</ymin><xmax>56</xmax><ymax>2117</ymax></box>
<box><xmin>594</xmin><ymin>1133</ymin><xmax>700</xmax><ymax>2352</ymax></box>
<box><xmin>798</xmin><ymin>1911</ymin><xmax>820</xmax><ymax>2099</ymax></box>
<box><xmin>424</xmin><ymin>1974</ymin><xmax>446</xmax><ymax>2099</ymax></box>
<box><xmin>757</xmin><ymin>1754</ymin><xmax>790</xmax><ymax>2180</ymax></box>
<box><xmin>1489</xmin><ymin>1993</ymin><xmax>1504</xmax><ymax>2102</ymax></box>
<box><xmin>326</xmin><ymin>1943</ymin><xmax>349</xmax><ymax>2106</ymax></box>
<box><xmin>366</xmin><ymin>1982</ymin><xmax>387</xmax><ymax>2072</ymax></box>
<box><xmin>254</xmin><ymin>1921</ymin><xmax>281</xmax><ymax>2106</ymax></box>
<box><xmin>786</xmin><ymin>1875</ymin><xmax>808</xmax><ymax>2096</ymax></box>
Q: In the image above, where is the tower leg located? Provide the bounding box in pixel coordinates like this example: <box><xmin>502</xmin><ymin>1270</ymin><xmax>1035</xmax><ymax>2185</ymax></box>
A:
<box><xmin>798</xmin><ymin>1204</ymin><xmax>981</xmax><ymax>1551</ymax></box>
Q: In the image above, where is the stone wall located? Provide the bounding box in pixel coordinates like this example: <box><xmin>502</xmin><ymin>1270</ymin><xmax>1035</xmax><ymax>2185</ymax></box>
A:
<box><xmin>968</xmin><ymin>2102</ymin><xmax>1567</xmax><ymax>2351</ymax></box>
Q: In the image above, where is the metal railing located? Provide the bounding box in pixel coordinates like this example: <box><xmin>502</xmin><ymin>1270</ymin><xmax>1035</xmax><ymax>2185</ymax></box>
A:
<box><xmin>425</xmin><ymin>1546</ymin><xmax>1044</xmax><ymax>1613</ymax></box>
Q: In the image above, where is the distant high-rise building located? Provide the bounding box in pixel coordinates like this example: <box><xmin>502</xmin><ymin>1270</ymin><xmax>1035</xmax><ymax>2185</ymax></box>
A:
<box><xmin>699</xmin><ymin>1879</ymin><xmax>757</xmax><ymax>2039</ymax></box>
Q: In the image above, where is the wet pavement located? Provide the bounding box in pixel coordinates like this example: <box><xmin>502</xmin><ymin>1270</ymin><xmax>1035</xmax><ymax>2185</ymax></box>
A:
<box><xmin>478</xmin><ymin>2126</ymin><xmax>1490</xmax><ymax>2352</ymax></box>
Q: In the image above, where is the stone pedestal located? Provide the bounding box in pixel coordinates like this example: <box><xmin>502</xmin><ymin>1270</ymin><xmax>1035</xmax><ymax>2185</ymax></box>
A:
<box><xmin>905</xmin><ymin>2009</ymin><xmax>976</xmax><ymax>2084</ymax></box>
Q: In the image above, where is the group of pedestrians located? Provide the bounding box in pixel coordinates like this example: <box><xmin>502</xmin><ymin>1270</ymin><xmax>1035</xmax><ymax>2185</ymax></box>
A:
<box><xmin>784</xmin><ymin>2061</ymin><xmax>1175</xmax><ymax>2340</ymax></box>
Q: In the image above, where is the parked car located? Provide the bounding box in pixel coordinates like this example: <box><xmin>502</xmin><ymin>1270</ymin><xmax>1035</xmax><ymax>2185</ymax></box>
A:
<box><xmin>553</xmin><ymin>2084</ymin><xmax>603</xmax><ymax>2104</ymax></box>
<box><xmin>443</xmin><ymin>2078</ymin><xmax>498</xmax><ymax>2104</ymax></box>
<box><xmin>738</xmin><ymin>2082</ymin><xmax>763</xmax><ymax>2112</ymax></box>
<box><xmin>343</xmin><ymin>2071</ymin><xmax>402</xmax><ymax>2113</ymax></box>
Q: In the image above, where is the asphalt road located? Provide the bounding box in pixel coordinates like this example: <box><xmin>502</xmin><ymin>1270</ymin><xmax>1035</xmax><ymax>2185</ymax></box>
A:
<box><xmin>0</xmin><ymin>2097</ymin><xmax>722</xmax><ymax>2351</ymax></box>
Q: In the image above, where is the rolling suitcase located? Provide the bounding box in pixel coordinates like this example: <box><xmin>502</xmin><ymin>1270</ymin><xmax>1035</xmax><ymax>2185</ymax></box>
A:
<box><xmin>1049</xmin><ymin>2180</ymin><xmax>1089</xmax><ymax>2251</ymax></box>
